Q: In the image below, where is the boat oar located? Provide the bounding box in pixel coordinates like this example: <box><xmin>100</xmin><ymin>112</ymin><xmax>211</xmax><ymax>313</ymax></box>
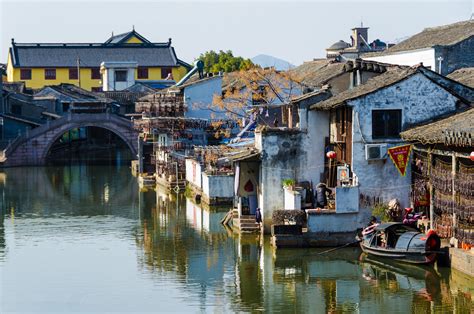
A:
<box><xmin>316</xmin><ymin>239</ymin><xmax>362</xmax><ymax>255</ymax></box>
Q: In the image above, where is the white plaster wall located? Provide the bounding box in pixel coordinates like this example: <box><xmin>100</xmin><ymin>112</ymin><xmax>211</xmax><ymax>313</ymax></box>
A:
<box><xmin>305</xmin><ymin>110</ymin><xmax>330</xmax><ymax>183</ymax></box>
<box><xmin>103</xmin><ymin>68</ymin><xmax>136</xmax><ymax>91</ymax></box>
<box><xmin>256</xmin><ymin>110</ymin><xmax>329</xmax><ymax>232</ymax></box>
<box><xmin>185</xmin><ymin>158</ymin><xmax>202</xmax><ymax>189</ymax></box>
<box><xmin>104</xmin><ymin>70</ymin><xmax>113</xmax><ymax>92</ymax></box>
<box><xmin>284</xmin><ymin>188</ymin><xmax>301</xmax><ymax>210</ymax></box>
<box><xmin>257</xmin><ymin>131</ymin><xmax>305</xmax><ymax>232</ymax></box>
<box><xmin>184</xmin><ymin>77</ymin><xmax>223</xmax><ymax>120</ymax></box>
<box><xmin>307</xmin><ymin>212</ymin><xmax>368</xmax><ymax>233</ymax></box>
<box><xmin>335</xmin><ymin>186</ymin><xmax>359</xmax><ymax>213</ymax></box>
<box><xmin>363</xmin><ymin>48</ymin><xmax>436</xmax><ymax>71</ymax></box>
<box><xmin>202</xmin><ymin>173</ymin><xmax>234</xmax><ymax>198</ymax></box>
<box><xmin>349</xmin><ymin>73</ymin><xmax>459</xmax><ymax>209</ymax></box>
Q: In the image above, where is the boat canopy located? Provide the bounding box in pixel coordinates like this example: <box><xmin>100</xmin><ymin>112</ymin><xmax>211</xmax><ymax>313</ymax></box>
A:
<box><xmin>375</xmin><ymin>223</ymin><xmax>418</xmax><ymax>232</ymax></box>
<box><xmin>394</xmin><ymin>232</ymin><xmax>426</xmax><ymax>251</ymax></box>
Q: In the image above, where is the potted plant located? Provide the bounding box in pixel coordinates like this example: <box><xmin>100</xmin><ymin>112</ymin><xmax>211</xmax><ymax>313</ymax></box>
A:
<box><xmin>282</xmin><ymin>178</ymin><xmax>296</xmax><ymax>190</ymax></box>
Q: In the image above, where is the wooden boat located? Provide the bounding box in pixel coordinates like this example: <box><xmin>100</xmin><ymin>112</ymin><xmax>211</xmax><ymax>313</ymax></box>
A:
<box><xmin>358</xmin><ymin>222</ymin><xmax>441</xmax><ymax>264</ymax></box>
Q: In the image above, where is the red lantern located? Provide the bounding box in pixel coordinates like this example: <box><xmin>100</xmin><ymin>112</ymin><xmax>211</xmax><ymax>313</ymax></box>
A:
<box><xmin>470</xmin><ymin>151</ymin><xmax>474</xmax><ymax>162</ymax></box>
<box><xmin>326</xmin><ymin>151</ymin><xmax>336</xmax><ymax>159</ymax></box>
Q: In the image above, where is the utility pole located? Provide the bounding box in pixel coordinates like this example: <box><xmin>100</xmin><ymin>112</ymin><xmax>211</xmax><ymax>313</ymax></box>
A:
<box><xmin>77</xmin><ymin>57</ymin><xmax>81</xmax><ymax>88</ymax></box>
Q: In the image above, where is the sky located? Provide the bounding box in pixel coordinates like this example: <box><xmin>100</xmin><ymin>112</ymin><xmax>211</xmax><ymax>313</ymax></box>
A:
<box><xmin>0</xmin><ymin>0</ymin><xmax>472</xmax><ymax>66</ymax></box>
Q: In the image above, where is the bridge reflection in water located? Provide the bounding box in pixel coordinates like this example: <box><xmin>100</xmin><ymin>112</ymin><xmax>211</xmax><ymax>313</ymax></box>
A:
<box><xmin>0</xmin><ymin>165</ymin><xmax>472</xmax><ymax>312</ymax></box>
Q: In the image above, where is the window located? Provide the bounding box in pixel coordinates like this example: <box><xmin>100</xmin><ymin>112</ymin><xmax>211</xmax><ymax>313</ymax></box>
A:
<box><xmin>91</xmin><ymin>68</ymin><xmax>101</xmax><ymax>79</ymax></box>
<box><xmin>45</xmin><ymin>69</ymin><xmax>56</xmax><ymax>80</ymax></box>
<box><xmin>91</xmin><ymin>87</ymin><xmax>103</xmax><ymax>92</ymax></box>
<box><xmin>137</xmin><ymin>67</ymin><xmax>148</xmax><ymax>79</ymax></box>
<box><xmin>161</xmin><ymin>67</ymin><xmax>172</xmax><ymax>79</ymax></box>
<box><xmin>69</xmin><ymin>68</ymin><xmax>78</xmax><ymax>80</ymax></box>
<box><xmin>115</xmin><ymin>70</ymin><xmax>127</xmax><ymax>82</ymax></box>
<box><xmin>20</xmin><ymin>69</ymin><xmax>32</xmax><ymax>80</ymax></box>
<box><xmin>372</xmin><ymin>110</ymin><xmax>402</xmax><ymax>139</ymax></box>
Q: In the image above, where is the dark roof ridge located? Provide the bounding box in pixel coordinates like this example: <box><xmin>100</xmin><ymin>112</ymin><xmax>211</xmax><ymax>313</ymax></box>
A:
<box><xmin>13</xmin><ymin>42</ymin><xmax>171</xmax><ymax>47</ymax></box>
<box><xmin>418</xmin><ymin>67</ymin><xmax>474</xmax><ymax>103</ymax></box>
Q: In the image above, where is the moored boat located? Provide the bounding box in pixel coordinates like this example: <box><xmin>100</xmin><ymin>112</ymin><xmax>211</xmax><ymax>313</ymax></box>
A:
<box><xmin>359</xmin><ymin>222</ymin><xmax>441</xmax><ymax>264</ymax></box>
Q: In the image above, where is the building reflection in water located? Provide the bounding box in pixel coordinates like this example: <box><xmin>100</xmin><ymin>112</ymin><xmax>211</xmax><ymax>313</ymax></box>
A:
<box><xmin>136</xmin><ymin>187</ymin><xmax>473</xmax><ymax>312</ymax></box>
<box><xmin>0</xmin><ymin>165</ymin><xmax>139</xmax><ymax>218</ymax></box>
<box><xmin>1</xmin><ymin>164</ymin><xmax>470</xmax><ymax>312</ymax></box>
<box><xmin>0</xmin><ymin>171</ymin><xmax>5</xmax><ymax>261</ymax></box>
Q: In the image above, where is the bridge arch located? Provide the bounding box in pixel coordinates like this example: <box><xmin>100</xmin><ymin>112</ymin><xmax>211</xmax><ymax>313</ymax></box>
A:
<box><xmin>43</xmin><ymin>123</ymin><xmax>137</xmax><ymax>162</ymax></box>
<box><xmin>2</xmin><ymin>113</ymin><xmax>138</xmax><ymax>167</ymax></box>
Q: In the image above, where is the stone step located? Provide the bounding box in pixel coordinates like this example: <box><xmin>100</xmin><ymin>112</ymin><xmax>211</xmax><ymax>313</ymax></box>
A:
<box><xmin>239</xmin><ymin>217</ymin><xmax>257</xmax><ymax>222</ymax></box>
<box><xmin>239</xmin><ymin>223</ymin><xmax>261</xmax><ymax>228</ymax></box>
<box><xmin>240</xmin><ymin>215</ymin><xmax>256</xmax><ymax>219</ymax></box>
<box><xmin>234</xmin><ymin>218</ymin><xmax>258</xmax><ymax>224</ymax></box>
<box><xmin>240</xmin><ymin>227</ymin><xmax>261</xmax><ymax>232</ymax></box>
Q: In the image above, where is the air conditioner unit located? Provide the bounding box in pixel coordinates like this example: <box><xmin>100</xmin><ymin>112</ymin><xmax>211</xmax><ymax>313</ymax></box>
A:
<box><xmin>365</xmin><ymin>144</ymin><xmax>388</xmax><ymax>160</ymax></box>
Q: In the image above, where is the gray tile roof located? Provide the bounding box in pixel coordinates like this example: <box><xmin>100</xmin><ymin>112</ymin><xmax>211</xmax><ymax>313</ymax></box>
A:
<box><xmin>364</xmin><ymin>20</ymin><xmax>474</xmax><ymax>57</ymax></box>
<box><xmin>401</xmin><ymin>107</ymin><xmax>474</xmax><ymax>145</ymax></box>
<box><xmin>11</xmin><ymin>44</ymin><xmax>180</xmax><ymax>67</ymax></box>
<box><xmin>34</xmin><ymin>84</ymin><xmax>114</xmax><ymax>103</ymax></box>
<box><xmin>288</xmin><ymin>59</ymin><xmax>346</xmax><ymax>88</ymax></box>
<box><xmin>447</xmin><ymin>67</ymin><xmax>474</xmax><ymax>88</ymax></box>
<box><xmin>310</xmin><ymin>64</ymin><xmax>474</xmax><ymax>111</ymax></box>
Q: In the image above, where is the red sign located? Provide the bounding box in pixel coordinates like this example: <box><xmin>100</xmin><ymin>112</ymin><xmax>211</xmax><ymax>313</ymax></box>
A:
<box><xmin>387</xmin><ymin>144</ymin><xmax>412</xmax><ymax>176</ymax></box>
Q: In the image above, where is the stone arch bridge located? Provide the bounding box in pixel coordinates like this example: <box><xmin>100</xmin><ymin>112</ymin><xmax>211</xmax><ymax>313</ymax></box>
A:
<box><xmin>0</xmin><ymin>113</ymin><xmax>138</xmax><ymax>167</ymax></box>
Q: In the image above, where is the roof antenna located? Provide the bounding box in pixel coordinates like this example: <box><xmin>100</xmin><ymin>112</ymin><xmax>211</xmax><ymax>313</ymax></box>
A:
<box><xmin>111</xmin><ymin>31</ymin><xmax>114</xmax><ymax>37</ymax></box>
<box><xmin>132</xmin><ymin>25</ymin><xmax>135</xmax><ymax>31</ymax></box>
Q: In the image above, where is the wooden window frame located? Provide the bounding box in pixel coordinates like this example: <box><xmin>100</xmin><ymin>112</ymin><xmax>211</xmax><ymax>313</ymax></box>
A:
<box><xmin>372</xmin><ymin>109</ymin><xmax>402</xmax><ymax>139</ymax></box>
<box><xmin>137</xmin><ymin>67</ymin><xmax>149</xmax><ymax>79</ymax></box>
<box><xmin>69</xmin><ymin>68</ymin><xmax>78</xmax><ymax>80</ymax></box>
<box><xmin>161</xmin><ymin>67</ymin><xmax>172</xmax><ymax>79</ymax></box>
<box><xmin>115</xmin><ymin>70</ymin><xmax>128</xmax><ymax>82</ymax></box>
<box><xmin>91</xmin><ymin>68</ymin><xmax>101</xmax><ymax>80</ymax></box>
<box><xmin>45</xmin><ymin>68</ymin><xmax>56</xmax><ymax>80</ymax></box>
<box><xmin>20</xmin><ymin>68</ymin><xmax>32</xmax><ymax>80</ymax></box>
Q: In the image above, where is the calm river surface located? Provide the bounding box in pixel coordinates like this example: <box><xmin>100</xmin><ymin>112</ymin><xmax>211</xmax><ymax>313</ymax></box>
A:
<box><xmin>0</xmin><ymin>165</ymin><xmax>472</xmax><ymax>313</ymax></box>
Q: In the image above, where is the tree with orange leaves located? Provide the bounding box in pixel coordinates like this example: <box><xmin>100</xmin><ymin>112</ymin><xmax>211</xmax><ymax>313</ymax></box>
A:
<box><xmin>211</xmin><ymin>67</ymin><xmax>303</xmax><ymax>127</ymax></box>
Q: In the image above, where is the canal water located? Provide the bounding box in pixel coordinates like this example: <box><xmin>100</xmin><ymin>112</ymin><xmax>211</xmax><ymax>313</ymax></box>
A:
<box><xmin>0</xmin><ymin>164</ymin><xmax>472</xmax><ymax>313</ymax></box>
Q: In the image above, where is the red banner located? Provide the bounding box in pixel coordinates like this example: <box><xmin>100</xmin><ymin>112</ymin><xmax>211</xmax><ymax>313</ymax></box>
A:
<box><xmin>387</xmin><ymin>144</ymin><xmax>412</xmax><ymax>176</ymax></box>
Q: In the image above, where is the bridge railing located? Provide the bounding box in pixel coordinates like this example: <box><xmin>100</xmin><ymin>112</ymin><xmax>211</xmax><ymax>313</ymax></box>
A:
<box><xmin>2</xmin><ymin>113</ymin><xmax>136</xmax><ymax>161</ymax></box>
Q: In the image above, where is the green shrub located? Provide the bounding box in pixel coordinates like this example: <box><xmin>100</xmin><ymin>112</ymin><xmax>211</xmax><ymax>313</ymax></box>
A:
<box><xmin>282</xmin><ymin>178</ymin><xmax>295</xmax><ymax>188</ymax></box>
<box><xmin>372</xmin><ymin>202</ymin><xmax>390</xmax><ymax>222</ymax></box>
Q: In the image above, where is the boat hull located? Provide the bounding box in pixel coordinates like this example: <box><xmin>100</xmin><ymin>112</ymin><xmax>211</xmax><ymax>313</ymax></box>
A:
<box><xmin>360</xmin><ymin>243</ymin><xmax>437</xmax><ymax>264</ymax></box>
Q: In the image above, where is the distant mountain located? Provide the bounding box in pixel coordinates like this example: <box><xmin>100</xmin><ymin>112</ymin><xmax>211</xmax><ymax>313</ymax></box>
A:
<box><xmin>251</xmin><ymin>54</ymin><xmax>295</xmax><ymax>71</ymax></box>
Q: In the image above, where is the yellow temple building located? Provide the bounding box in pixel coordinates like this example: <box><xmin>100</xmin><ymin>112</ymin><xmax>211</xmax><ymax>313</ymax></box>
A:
<box><xmin>6</xmin><ymin>30</ymin><xmax>191</xmax><ymax>91</ymax></box>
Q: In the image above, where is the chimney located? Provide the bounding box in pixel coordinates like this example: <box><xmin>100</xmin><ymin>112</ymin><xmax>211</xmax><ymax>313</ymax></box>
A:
<box><xmin>351</xmin><ymin>26</ymin><xmax>369</xmax><ymax>49</ymax></box>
